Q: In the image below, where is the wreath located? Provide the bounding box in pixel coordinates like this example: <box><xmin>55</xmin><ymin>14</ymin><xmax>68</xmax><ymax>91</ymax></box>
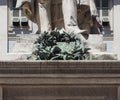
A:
<box><xmin>29</xmin><ymin>29</ymin><xmax>90</xmax><ymax>60</ymax></box>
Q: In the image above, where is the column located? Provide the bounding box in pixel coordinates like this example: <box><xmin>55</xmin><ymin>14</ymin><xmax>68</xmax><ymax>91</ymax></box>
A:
<box><xmin>114</xmin><ymin>0</ymin><xmax>120</xmax><ymax>60</ymax></box>
<box><xmin>0</xmin><ymin>0</ymin><xmax>8</xmax><ymax>54</ymax></box>
<box><xmin>109</xmin><ymin>0</ymin><xmax>114</xmax><ymax>31</ymax></box>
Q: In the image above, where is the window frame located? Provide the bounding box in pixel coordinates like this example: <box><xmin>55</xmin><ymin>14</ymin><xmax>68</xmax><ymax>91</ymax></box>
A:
<box><xmin>8</xmin><ymin>0</ymin><xmax>32</xmax><ymax>32</ymax></box>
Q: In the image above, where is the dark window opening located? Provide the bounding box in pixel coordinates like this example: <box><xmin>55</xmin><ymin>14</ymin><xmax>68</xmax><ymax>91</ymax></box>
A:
<box><xmin>102</xmin><ymin>22</ymin><xmax>111</xmax><ymax>34</ymax></box>
<box><xmin>21</xmin><ymin>22</ymin><xmax>28</xmax><ymax>27</ymax></box>
<box><xmin>13</xmin><ymin>22</ymin><xmax>20</xmax><ymax>27</ymax></box>
<box><xmin>102</xmin><ymin>22</ymin><xmax>109</xmax><ymax>27</ymax></box>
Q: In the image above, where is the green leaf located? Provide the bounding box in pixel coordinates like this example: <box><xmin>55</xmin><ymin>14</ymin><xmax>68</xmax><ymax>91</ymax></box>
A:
<box><xmin>30</xmin><ymin>28</ymin><xmax>90</xmax><ymax>60</ymax></box>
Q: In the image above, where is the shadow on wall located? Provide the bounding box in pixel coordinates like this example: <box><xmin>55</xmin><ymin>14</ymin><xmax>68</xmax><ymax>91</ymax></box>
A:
<box><xmin>0</xmin><ymin>0</ymin><xmax>7</xmax><ymax>5</ymax></box>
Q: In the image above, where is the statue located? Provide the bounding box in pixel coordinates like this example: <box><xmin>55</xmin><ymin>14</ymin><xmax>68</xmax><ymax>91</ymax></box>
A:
<box><xmin>16</xmin><ymin>0</ymin><xmax>102</xmax><ymax>40</ymax></box>
<box><xmin>76</xmin><ymin>0</ymin><xmax>103</xmax><ymax>35</ymax></box>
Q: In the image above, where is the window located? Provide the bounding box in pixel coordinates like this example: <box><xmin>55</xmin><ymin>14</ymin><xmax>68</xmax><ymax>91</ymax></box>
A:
<box><xmin>96</xmin><ymin>0</ymin><xmax>113</xmax><ymax>35</ymax></box>
<box><xmin>8</xmin><ymin>0</ymin><xmax>33</xmax><ymax>53</ymax></box>
<box><xmin>8</xmin><ymin>0</ymin><xmax>32</xmax><ymax>31</ymax></box>
<box><xmin>12</xmin><ymin>9</ymin><xmax>28</xmax><ymax>27</ymax></box>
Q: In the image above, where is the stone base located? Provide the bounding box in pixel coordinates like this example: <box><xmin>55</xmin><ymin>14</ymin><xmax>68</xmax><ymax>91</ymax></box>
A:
<box><xmin>13</xmin><ymin>34</ymin><xmax>106</xmax><ymax>53</ymax></box>
<box><xmin>90</xmin><ymin>52</ymin><xmax>117</xmax><ymax>60</ymax></box>
<box><xmin>12</xmin><ymin>34</ymin><xmax>116</xmax><ymax>60</ymax></box>
<box><xmin>87</xmin><ymin>35</ymin><xmax>116</xmax><ymax>60</ymax></box>
<box><xmin>0</xmin><ymin>61</ymin><xmax>120</xmax><ymax>100</ymax></box>
<box><xmin>13</xmin><ymin>43</ymin><xmax>35</xmax><ymax>53</ymax></box>
<box><xmin>0</xmin><ymin>53</ymin><xmax>31</xmax><ymax>61</ymax></box>
<box><xmin>13</xmin><ymin>34</ymin><xmax>38</xmax><ymax>53</ymax></box>
<box><xmin>88</xmin><ymin>34</ymin><xmax>106</xmax><ymax>52</ymax></box>
<box><xmin>16</xmin><ymin>34</ymin><xmax>38</xmax><ymax>43</ymax></box>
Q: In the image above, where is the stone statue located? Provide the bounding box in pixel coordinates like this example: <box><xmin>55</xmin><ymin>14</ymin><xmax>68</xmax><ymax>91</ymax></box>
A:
<box><xmin>16</xmin><ymin>0</ymin><xmax>102</xmax><ymax>40</ymax></box>
<box><xmin>77</xmin><ymin>0</ymin><xmax>103</xmax><ymax>35</ymax></box>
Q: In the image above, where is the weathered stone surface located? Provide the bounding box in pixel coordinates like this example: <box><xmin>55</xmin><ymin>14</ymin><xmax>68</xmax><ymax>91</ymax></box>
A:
<box><xmin>16</xmin><ymin>34</ymin><xmax>38</xmax><ymax>43</ymax></box>
<box><xmin>88</xmin><ymin>34</ymin><xmax>106</xmax><ymax>52</ymax></box>
<box><xmin>3</xmin><ymin>86</ymin><xmax>117</xmax><ymax>100</ymax></box>
<box><xmin>0</xmin><ymin>61</ymin><xmax>120</xmax><ymax>100</ymax></box>
<box><xmin>13</xmin><ymin>43</ymin><xmax>35</xmax><ymax>53</ymax></box>
<box><xmin>0</xmin><ymin>53</ymin><xmax>31</xmax><ymax>61</ymax></box>
<box><xmin>0</xmin><ymin>0</ymin><xmax>7</xmax><ymax>54</ymax></box>
<box><xmin>90</xmin><ymin>52</ymin><xmax>117</xmax><ymax>60</ymax></box>
<box><xmin>13</xmin><ymin>34</ymin><xmax>38</xmax><ymax>53</ymax></box>
<box><xmin>114</xmin><ymin>0</ymin><xmax>120</xmax><ymax>60</ymax></box>
<box><xmin>0</xmin><ymin>61</ymin><xmax>120</xmax><ymax>82</ymax></box>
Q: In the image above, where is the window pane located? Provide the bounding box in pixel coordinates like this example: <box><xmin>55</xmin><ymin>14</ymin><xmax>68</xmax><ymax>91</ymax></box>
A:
<box><xmin>102</xmin><ymin>8</ymin><xmax>109</xmax><ymax>16</ymax></box>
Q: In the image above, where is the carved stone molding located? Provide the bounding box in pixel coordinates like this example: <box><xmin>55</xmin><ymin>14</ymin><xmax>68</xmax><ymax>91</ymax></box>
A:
<box><xmin>0</xmin><ymin>61</ymin><xmax>120</xmax><ymax>100</ymax></box>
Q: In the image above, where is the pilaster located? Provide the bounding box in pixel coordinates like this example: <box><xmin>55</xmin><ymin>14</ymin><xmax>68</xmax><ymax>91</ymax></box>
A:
<box><xmin>0</xmin><ymin>0</ymin><xmax>8</xmax><ymax>54</ymax></box>
<box><xmin>114</xmin><ymin>0</ymin><xmax>120</xmax><ymax>59</ymax></box>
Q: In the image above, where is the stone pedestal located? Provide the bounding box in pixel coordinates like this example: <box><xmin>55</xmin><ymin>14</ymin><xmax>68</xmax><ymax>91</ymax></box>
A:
<box><xmin>90</xmin><ymin>52</ymin><xmax>117</xmax><ymax>60</ymax></box>
<box><xmin>13</xmin><ymin>34</ymin><xmax>38</xmax><ymax>53</ymax></box>
<box><xmin>88</xmin><ymin>34</ymin><xmax>106</xmax><ymax>52</ymax></box>
<box><xmin>87</xmin><ymin>34</ymin><xmax>117</xmax><ymax>60</ymax></box>
<box><xmin>0</xmin><ymin>61</ymin><xmax>120</xmax><ymax>100</ymax></box>
<box><xmin>12</xmin><ymin>34</ymin><xmax>118</xmax><ymax>60</ymax></box>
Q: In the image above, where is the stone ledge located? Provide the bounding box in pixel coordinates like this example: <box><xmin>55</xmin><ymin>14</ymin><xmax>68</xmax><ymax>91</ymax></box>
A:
<box><xmin>0</xmin><ymin>61</ymin><xmax>119</xmax><ymax>100</ymax></box>
<box><xmin>0</xmin><ymin>61</ymin><xmax>120</xmax><ymax>74</ymax></box>
<box><xmin>0</xmin><ymin>61</ymin><xmax>120</xmax><ymax>85</ymax></box>
<box><xmin>90</xmin><ymin>52</ymin><xmax>117</xmax><ymax>60</ymax></box>
<box><xmin>0</xmin><ymin>53</ymin><xmax>31</xmax><ymax>60</ymax></box>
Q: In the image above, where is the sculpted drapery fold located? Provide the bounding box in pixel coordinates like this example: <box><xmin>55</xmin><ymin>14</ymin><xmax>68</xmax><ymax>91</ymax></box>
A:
<box><xmin>16</xmin><ymin>0</ymin><xmax>102</xmax><ymax>39</ymax></box>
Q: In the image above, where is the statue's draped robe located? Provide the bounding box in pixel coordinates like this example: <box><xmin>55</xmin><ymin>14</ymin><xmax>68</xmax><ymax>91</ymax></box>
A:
<box><xmin>16</xmin><ymin>0</ymin><xmax>101</xmax><ymax>34</ymax></box>
<box><xmin>79</xmin><ymin>0</ymin><xmax>98</xmax><ymax>16</ymax></box>
<box><xmin>16</xmin><ymin>0</ymin><xmax>98</xmax><ymax>16</ymax></box>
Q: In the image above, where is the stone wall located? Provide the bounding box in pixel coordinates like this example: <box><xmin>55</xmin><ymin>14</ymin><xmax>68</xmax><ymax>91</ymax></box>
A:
<box><xmin>114</xmin><ymin>0</ymin><xmax>120</xmax><ymax>60</ymax></box>
<box><xmin>0</xmin><ymin>61</ymin><xmax>120</xmax><ymax>100</ymax></box>
<box><xmin>0</xmin><ymin>0</ymin><xmax>7</xmax><ymax>54</ymax></box>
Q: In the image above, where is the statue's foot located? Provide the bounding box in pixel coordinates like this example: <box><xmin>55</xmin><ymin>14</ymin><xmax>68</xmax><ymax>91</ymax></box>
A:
<box><xmin>68</xmin><ymin>27</ymin><xmax>88</xmax><ymax>44</ymax></box>
<box><xmin>73</xmin><ymin>29</ymin><xmax>87</xmax><ymax>34</ymax></box>
<box><xmin>74</xmin><ymin>29</ymin><xmax>89</xmax><ymax>40</ymax></box>
<box><xmin>67</xmin><ymin>27</ymin><xmax>86</xmax><ymax>34</ymax></box>
<box><xmin>67</xmin><ymin>26</ymin><xmax>89</xmax><ymax>39</ymax></box>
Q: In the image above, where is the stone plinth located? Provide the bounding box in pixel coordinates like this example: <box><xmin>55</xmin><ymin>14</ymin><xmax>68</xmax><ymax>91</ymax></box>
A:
<box><xmin>88</xmin><ymin>34</ymin><xmax>117</xmax><ymax>60</ymax></box>
<box><xmin>13</xmin><ymin>34</ymin><xmax>38</xmax><ymax>53</ymax></box>
<box><xmin>90</xmin><ymin>52</ymin><xmax>117</xmax><ymax>60</ymax></box>
<box><xmin>0</xmin><ymin>61</ymin><xmax>120</xmax><ymax>100</ymax></box>
<box><xmin>114</xmin><ymin>0</ymin><xmax>120</xmax><ymax>60</ymax></box>
<box><xmin>88</xmin><ymin>34</ymin><xmax>106</xmax><ymax>52</ymax></box>
<box><xmin>0</xmin><ymin>0</ymin><xmax>7</xmax><ymax>54</ymax></box>
<box><xmin>13</xmin><ymin>43</ymin><xmax>35</xmax><ymax>53</ymax></box>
